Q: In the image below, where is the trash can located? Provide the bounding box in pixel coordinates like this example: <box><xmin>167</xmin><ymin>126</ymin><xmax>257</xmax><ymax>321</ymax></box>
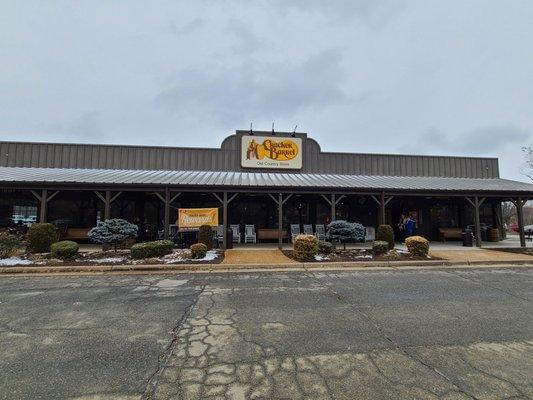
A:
<box><xmin>462</xmin><ymin>229</ymin><xmax>473</xmax><ymax>247</ymax></box>
<box><xmin>225</xmin><ymin>228</ymin><xmax>233</xmax><ymax>249</ymax></box>
<box><xmin>481</xmin><ymin>226</ymin><xmax>489</xmax><ymax>241</ymax></box>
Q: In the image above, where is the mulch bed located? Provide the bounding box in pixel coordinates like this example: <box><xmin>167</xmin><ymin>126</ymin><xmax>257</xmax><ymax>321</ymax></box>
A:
<box><xmin>282</xmin><ymin>249</ymin><xmax>438</xmax><ymax>262</ymax></box>
<box><xmin>4</xmin><ymin>249</ymin><xmax>224</xmax><ymax>267</ymax></box>
<box><xmin>487</xmin><ymin>247</ymin><xmax>533</xmax><ymax>256</ymax></box>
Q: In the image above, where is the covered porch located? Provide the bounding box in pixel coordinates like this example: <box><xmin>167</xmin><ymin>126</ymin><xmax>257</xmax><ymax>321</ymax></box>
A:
<box><xmin>0</xmin><ymin>166</ymin><xmax>532</xmax><ymax>250</ymax></box>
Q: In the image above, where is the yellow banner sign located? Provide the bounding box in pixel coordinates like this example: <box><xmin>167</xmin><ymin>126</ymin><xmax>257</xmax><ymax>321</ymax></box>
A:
<box><xmin>178</xmin><ymin>208</ymin><xmax>218</xmax><ymax>229</ymax></box>
<box><xmin>241</xmin><ymin>135</ymin><xmax>303</xmax><ymax>170</ymax></box>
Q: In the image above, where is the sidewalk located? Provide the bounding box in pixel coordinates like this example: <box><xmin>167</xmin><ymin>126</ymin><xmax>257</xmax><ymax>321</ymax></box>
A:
<box><xmin>429</xmin><ymin>248</ymin><xmax>533</xmax><ymax>262</ymax></box>
<box><xmin>222</xmin><ymin>249</ymin><xmax>297</xmax><ymax>265</ymax></box>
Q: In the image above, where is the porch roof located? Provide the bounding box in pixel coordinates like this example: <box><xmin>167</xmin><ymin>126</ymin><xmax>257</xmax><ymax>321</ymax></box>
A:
<box><xmin>0</xmin><ymin>166</ymin><xmax>532</xmax><ymax>195</ymax></box>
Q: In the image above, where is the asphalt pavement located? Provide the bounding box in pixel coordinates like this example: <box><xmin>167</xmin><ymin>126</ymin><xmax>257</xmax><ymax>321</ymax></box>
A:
<box><xmin>0</xmin><ymin>267</ymin><xmax>532</xmax><ymax>399</ymax></box>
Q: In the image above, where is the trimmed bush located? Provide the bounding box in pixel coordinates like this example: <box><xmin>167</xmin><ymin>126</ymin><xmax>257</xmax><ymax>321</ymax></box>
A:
<box><xmin>51</xmin><ymin>240</ymin><xmax>79</xmax><ymax>260</ymax></box>
<box><xmin>130</xmin><ymin>240</ymin><xmax>174</xmax><ymax>259</ymax></box>
<box><xmin>376</xmin><ymin>224</ymin><xmax>395</xmax><ymax>250</ymax></box>
<box><xmin>198</xmin><ymin>225</ymin><xmax>214</xmax><ymax>250</ymax></box>
<box><xmin>293</xmin><ymin>234</ymin><xmax>318</xmax><ymax>260</ymax></box>
<box><xmin>372</xmin><ymin>240</ymin><xmax>389</xmax><ymax>255</ymax></box>
<box><xmin>317</xmin><ymin>241</ymin><xmax>335</xmax><ymax>254</ymax></box>
<box><xmin>27</xmin><ymin>223</ymin><xmax>57</xmax><ymax>253</ymax></box>
<box><xmin>0</xmin><ymin>233</ymin><xmax>23</xmax><ymax>258</ymax></box>
<box><xmin>326</xmin><ymin>220</ymin><xmax>365</xmax><ymax>249</ymax></box>
<box><xmin>405</xmin><ymin>235</ymin><xmax>430</xmax><ymax>257</ymax></box>
<box><xmin>190</xmin><ymin>243</ymin><xmax>207</xmax><ymax>259</ymax></box>
<box><xmin>88</xmin><ymin>219</ymin><xmax>138</xmax><ymax>251</ymax></box>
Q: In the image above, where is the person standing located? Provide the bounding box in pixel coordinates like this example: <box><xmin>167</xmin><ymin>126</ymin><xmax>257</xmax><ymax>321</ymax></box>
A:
<box><xmin>404</xmin><ymin>214</ymin><xmax>416</xmax><ymax>238</ymax></box>
<box><xmin>397</xmin><ymin>213</ymin><xmax>407</xmax><ymax>241</ymax></box>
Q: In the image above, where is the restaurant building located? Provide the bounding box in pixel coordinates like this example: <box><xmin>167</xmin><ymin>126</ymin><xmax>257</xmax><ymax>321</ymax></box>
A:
<box><xmin>1</xmin><ymin>130</ymin><xmax>532</xmax><ymax>248</ymax></box>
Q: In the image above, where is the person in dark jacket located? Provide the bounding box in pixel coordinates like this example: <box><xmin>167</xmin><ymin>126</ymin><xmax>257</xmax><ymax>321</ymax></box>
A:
<box><xmin>404</xmin><ymin>214</ymin><xmax>416</xmax><ymax>237</ymax></box>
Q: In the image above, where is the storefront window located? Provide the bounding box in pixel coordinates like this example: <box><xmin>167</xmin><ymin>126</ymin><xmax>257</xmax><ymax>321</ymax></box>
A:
<box><xmin>12</xmin><ymin>205</ymin><xmax>37</xmax><ymax>226</ymax></box>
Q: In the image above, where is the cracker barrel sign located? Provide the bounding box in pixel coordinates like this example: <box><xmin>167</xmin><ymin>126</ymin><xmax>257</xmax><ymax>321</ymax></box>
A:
<box><xmin>178</xmin><ymin>208</ymin><xmax>218</xmax><ymax>229</ymax></box>
<box><xmin>241</xmin><ymin>135</ymin><xmax>303</xmax><ymax>170</ymax></box>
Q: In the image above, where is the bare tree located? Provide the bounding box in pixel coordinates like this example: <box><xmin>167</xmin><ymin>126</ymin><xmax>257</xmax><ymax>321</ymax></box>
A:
<box><xmin>501</xmin><ymin>201</ymin><xmax>515</xmax><ymax>225</ymax></box>
<box><xmin>521</xmin><ymin>146</ymin><xmax>533</xmax><ymax>181</ymax></box>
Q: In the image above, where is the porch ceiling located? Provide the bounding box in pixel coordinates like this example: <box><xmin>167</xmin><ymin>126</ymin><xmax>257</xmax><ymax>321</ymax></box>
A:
<box><xmin>0</xmin><ymin>166</ymin><xmax>533</xmax><ymax>195</ymax></box>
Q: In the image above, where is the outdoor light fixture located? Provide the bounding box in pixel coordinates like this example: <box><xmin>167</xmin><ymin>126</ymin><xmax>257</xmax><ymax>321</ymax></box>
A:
<box><xmin>249</xmin><ymin>122</ymin><xmax>253</xmax><ymax>135</ymax></box>
<box><xmin>271</xmin><ymin>122</ymin><xmax>275</xmax><ymax>135</ymax></box>
<box><xmin>291</xmin><ymin>125</ymin><xmax>297</xmax><ymax>137</ymax></box>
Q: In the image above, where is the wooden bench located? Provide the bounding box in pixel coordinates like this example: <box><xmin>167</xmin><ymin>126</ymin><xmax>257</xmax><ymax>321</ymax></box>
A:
<box><xmin>438</xmin><ymin>227</ymin><xmax>462</xmax><ymax>241</ymax></box>
<box><xmin>257</xmin><ymin>228</ymin><xmax>289</xmax><ymax>242</ymax></box>
<box><xmin>61</xmin><ymin>227</ymin><xmax>91</xmax><ymax>240</ymax></box>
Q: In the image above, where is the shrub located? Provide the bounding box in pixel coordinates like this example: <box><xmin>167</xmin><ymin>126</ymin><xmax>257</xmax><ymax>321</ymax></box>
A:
<box><xmin>190</xmin><ymin>243</ymin><xmax>207</xmax><ymax>259</ymax></box>
<box><xmin>318</xmin><ymin>241</ymin><xmax>335</xmax><ymax>254</ymax></box>
<box><xmin>27</xmin><ymin>223</ymin><xmax>57</xmax><ymax>253</ymax></box>
<box><xmin>293</xmin><ymin>234</ymin><xmax>318</xmax><ymax>260</ymax></box>
<box><xmin>326</xmin><ymin>220</ymin><xmax>365</xmax><ymax>249</ymax></box>
<box><xmin>198</xmin><ymin>225</ymin><xmax>214</xmax><ymax>250</ymax></box>
<box><xmin>405</xmin><ymin>236</ymin><xmax>430</xmax><ymax>257</ymax></box>
<box><xmin>0</xmin><ymin>233</ymin><xmax>23</xmax><ymax>258</ymax></box>
<box><xmin>88</xmin><ymin>219</ymin><xmax>138</xmax><ymax>251</ymax></box>
<box><xmin>376</xmin><ymin>224</ymin><xmax>395</xmax><ymax>250</ymax></box>
<box><xmin>372</xmin><ymin>240</ymin><xmax>389</xmax><ymax>255</ymax></box>
<box><xmin>131</xmin><ymin>240</ymin><xmax>174</xmax><ymax>259</ymax></box>
<box><xmin>51</xmin><ymin>241</ymin><xmax>79</xmax><ymax>260</ymax></box>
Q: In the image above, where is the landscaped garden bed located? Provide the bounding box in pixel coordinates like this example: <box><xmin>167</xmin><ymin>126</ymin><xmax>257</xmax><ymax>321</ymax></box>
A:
<box><xmin>0</xmin><ymin>248</ymin><xmax>223</xmax><ymax>267</ymax></box>
<box><xmin>283</xmin><ymin>222</ymin><xmax>437</xmax><ymax>263</ymax></box>
<box><xmin>283</xmin><ymin>248</ymin><xmax>438</xmax><ymax>262</ymax></box>
<box><xmin>0</xmin><ymin>220</ymin><xmax>225</xmax><ymax>268</ymax></box>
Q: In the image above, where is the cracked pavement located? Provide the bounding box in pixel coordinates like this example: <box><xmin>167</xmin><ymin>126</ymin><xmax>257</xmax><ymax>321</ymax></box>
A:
<box><xmin>0</xmin><ymin>267</ymin><xmax>532</xmax><ymax>399</ymax></box>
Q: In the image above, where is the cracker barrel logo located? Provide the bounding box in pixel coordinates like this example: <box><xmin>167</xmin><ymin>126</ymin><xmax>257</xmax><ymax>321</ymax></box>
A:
<box><xmin>246</xmin><ymin>138</ymin><xmax>299</xmax><ymax>161</ymax></box>
<box><xmin>241</xmin><ymin>135</ymin><xmax>303</xmax><ymax>169</ymax></box>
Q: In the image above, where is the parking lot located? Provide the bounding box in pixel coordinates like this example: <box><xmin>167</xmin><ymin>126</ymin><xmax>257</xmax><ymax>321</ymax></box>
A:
<box><xmin>1</xmin><ymin>267</ymin><xmax>532</xmax><ymax>399</ymax></box>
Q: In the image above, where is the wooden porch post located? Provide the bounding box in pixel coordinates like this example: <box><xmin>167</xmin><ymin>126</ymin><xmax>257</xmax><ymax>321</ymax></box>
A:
<box><xmin>222</xmin><ymin>192</ymin><xmax>228</xmax><ymax>250</ymax></box>
<box><xmin>278</xmin><ymin>193</ymin><xmax>283</xmax><ymax>250</ymax></box>
<box><xmin>31</xmin><ymin>189</ymin><xmax>59</xmax><ymax>223</ymax></box>
<box><xmin>516</xmin><ymin>197</ymin><xmax>526</xmax><ymax>248</ymax></box>
<box><xmin>268</xmin><ymin>193</ymin><xmax>292</xmax><ymax>250</ymax></box>
<box><xmin>164</xmin><ymin>187</ymin><xmax>170</xmax><ymax>240</ymax></box>
<box><xmin>466</xmin><ymin>196</ymin><xmax>486</xmax><ymax>248</ymax></box>
<box><xmin>104</xmin><ymin>190</ymin><xmax>111</xmax><ymax>220</ymax></box>
<box><xmin>39</xmin><ymin>189</ymin><xmax>48</xmax><ymax>222</ymax></box>
<box><xmin>380</xmin><ymin>191</ymin><xmax>386</xmax><ymax>225</ymax></box>
<box><xmin>371</xmin><ymin>193</ymin><xmax>393</xmax><ymax>226</ymax></box>
<box><xmin>331</xmin><ymin>193</ymin><xmax>336</xmax><ymax>221</ymax></box>
<box><xmin>213</xmin><ymin>192</ymin><xmax>237</xmax><ymax>249</ymax></box>
<box><xmin>154</xmin><ymin>190</ymin><xmax>181</xmax><ymax>240</ymax></box>
<box><xmin>320</xmin><ymin>194</ymin><xmax>346</xmax><ymax>223</ymax></box>
<box><xmin>474</xmin><ymin>196</ymin><xmax>482</xmax><ymax>248</ymax></box>
<box><xmin>94</xmin><ymin>191</ymin><xmax>122</xmax><ymax>222</ymax></box>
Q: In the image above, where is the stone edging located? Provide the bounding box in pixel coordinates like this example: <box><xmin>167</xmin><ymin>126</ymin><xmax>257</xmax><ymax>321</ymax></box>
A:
<box><xmin>1</xmin><ymin>259</ymin><xmax>532</xmax><ymax>275</ymax></box>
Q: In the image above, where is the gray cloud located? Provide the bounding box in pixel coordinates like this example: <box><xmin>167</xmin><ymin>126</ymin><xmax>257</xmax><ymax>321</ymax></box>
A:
<box><xmin>411</xmin><ymin>126</ymin><xmax>531</xmax><ymax>156</ymax></box>
<box><xmin>48</xmin><ymin>111</ymin><xmax>106</xmax><ymax>143</ymax></box>
<box><xmin>225</xmin><ymin>18</ymin><xmax>265</xmax><ymax>55</ymax></box>
<box><xmin>168</xmin><ymin>18</ymin><xmax>205</xmax><ymax>36</ymax></box>
<box><xmin>155</xmin><ymin>48</ymin><xmax>346</xmax><ymax>125</ymax></box>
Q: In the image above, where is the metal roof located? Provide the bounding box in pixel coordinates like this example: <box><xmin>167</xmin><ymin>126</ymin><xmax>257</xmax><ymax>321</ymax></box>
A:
<box><xmin>0</xmin><ymin>166</ymin><xmax>532</xmax><ymax>194</ymax></box>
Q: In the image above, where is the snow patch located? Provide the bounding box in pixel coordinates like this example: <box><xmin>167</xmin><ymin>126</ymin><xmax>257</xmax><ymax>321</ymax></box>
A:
<box><xmin>0</xmin><ymin>257</ymin><xmax>33</xmax><ymax>266</ymax></box>
<box><xmin>92</xmin><ymin>257</ymin><xmax>125</xmax><ymax>264</ymax></box>
<box><xmin>163</xmin><ymin>255</ymin><xmax>186</xmax><ymax>264</ymax></box>
<box><xmin>314</xmin><ymin>254</ymin><xmax>330</xmax><ymax>261</ymax></box>
<box><xmin>189</xmin><ymin>250</ymin><xmax>219</xmax><ymax>262</ymax></box>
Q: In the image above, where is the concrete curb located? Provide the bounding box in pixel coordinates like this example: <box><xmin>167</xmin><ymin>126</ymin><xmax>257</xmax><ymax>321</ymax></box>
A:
<box><xmin>1</xmin><ymin>259</ymin><xmax>532</xmax><ymax>275</ymax></box>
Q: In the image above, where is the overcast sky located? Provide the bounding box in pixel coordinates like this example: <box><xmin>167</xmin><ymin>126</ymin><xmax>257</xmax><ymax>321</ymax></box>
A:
<box><xmin>1</xmin><ymin>1</ymin><xmax>532</xmax><ymax>180</ymax></box>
